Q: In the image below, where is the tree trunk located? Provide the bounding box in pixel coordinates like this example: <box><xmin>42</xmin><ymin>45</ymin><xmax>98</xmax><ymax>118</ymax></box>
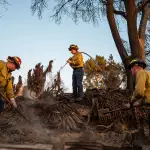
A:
<box><xmin>106</xmin><ymin>0</ymin><xmax>134</xmax><ymax>90</ymax></box>
<box><xmin>124</xmin><ymin>0</ymin><xmax>142</xmax><ymax>59</ymax></box>
<box><xmin>139</xmin><ymin>4</ymin><xmax>150</xmax><ymax>60</ymax></box>
<box><xmin>126</xmin><ymin>71</ymin><xmax>134</xmax><ymax>91</ymax></box>
<box><xmin>106</xmin><ymin>0</ymin><xmax>128</xmax><ymax>65</ymax></box>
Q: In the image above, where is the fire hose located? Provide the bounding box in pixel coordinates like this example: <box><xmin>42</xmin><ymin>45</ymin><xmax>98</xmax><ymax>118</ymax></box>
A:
<box><xmin>0</xmin><ymin>92</ymin><xmax>31</xmax><ymax>124</ymax></box>
<box><xmin>51</xmin><ymin>51</ymin><xmax>96</xmax><ymax>79</ymax></box>
<box><xmin>48</xmin><ymin>51</ymin><xmax>125</xmax><ymax>93</ymax></box>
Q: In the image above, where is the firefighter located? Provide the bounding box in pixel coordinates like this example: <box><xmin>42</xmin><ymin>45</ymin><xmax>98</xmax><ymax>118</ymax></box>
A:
<box><xmin>126</xmin><ymin>58</ymin><xmax>150</xmax><ymax>107</ymax></box>
<box><xmin>0</xmin><ymin>56</ymin><xmax>22</xmax><ymax>112</ymax></box>
<box><xmin>67</xmin><ymin>44</ymin><xmax>84</xmax><ymax>101</ymax></box>
<box><xmin>125</xmin><ymin>58</ymin><xmax>150</xmax><ymax>136</ymax></box>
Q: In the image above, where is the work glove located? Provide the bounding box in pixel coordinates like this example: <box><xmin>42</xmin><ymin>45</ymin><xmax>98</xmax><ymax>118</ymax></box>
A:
<box><xmin>124</xmin><ymin>101</ymin><xmax>141</xmax><ymax>109</ymax></box>
<box><xmin>124</xmin><ymin>103</ymin><xmax>131</xmax><ymax>108</ymax></box>
<box><xmin>10</xmin><ymin>98</ymin><xmax>17</xmax><ymax>108</ymax></box>
<box><xmin>67</xmin><ymin>59</ymin><xmax>72</xmax><ymax>64</ymax></box>
<box><xmin>133</xmin><ymin>101</ymin><xmax>141</xmax><ymax>107</ymax></box>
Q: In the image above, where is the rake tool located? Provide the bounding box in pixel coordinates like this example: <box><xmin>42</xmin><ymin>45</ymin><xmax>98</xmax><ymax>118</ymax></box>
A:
<box><xmin>99</xmin><ymin>105</ymin><xmax>149</xmax><ymax>116</ymax></box>
<box><xmin>0</xmin><ymin>92</ymin><xmax>31</xmax><ymax>124</ymax></box>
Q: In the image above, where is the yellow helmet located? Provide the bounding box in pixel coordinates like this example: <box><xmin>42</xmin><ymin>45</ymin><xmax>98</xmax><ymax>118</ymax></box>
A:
<box><xmin>128</xmin><ymin>58</ymin><xmax>146</xmax><ymax>70</ymax></box>
<box><xmin>68</xmin><ymin>44</ymin><xmax>79</xmax><ymax>51</ymax></box>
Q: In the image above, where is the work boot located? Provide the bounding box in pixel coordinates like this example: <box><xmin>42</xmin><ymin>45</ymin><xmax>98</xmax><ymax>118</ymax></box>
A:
<box><xmin>70</xmin><ymin>96</ymin><xmax>77</xmax><ymax>103</ymax></box>
<box><xmin>76</xmin><ymin>97</ymin><xmax>83</xmax><ymax>102</ymax></box>
<box><xmin>71</xmin><ymin>98</ymin><xmax>77</xmax><ymax>103</ymax></box>
<box><xmin>75</xmin><ymin>97</ymin><xmax>85</xmax><ymax>105</ymax></box>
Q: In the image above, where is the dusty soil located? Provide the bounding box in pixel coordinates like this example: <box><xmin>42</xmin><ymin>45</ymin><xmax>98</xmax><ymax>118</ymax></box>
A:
<box><xmin>0</xmin><ymin>89</ymin><xmax>150</xmax><ymax>150</ymax></box>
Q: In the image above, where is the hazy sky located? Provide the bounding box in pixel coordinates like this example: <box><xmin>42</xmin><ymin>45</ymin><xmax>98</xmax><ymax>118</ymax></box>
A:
<box><xmin>0</xmin><ymin>0</ymin><xmax>125</xmax><ymax>92</ymax></box>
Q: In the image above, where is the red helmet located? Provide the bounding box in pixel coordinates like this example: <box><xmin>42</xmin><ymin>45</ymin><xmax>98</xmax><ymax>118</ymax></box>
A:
<box><xmin>7</xmin><ymin>56</ymin><xmax>22</xmax><ymax>69</ymax></box>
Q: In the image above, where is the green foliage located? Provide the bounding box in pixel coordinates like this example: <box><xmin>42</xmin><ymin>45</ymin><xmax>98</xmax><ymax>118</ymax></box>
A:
<box><xmin>83</xmin><ymin>54</ymin><xmax>125</xmax><ymax>89</ymax></box>
<box><xmin>84</xmin><ymin>55</ymin><xmax>106</xmax><ymax>75</ymax></box>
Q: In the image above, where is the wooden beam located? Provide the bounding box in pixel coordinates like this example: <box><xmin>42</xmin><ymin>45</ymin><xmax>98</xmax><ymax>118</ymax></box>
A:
<box><xmin>0</xmin><ymin>144</ymin><xmax>53</xmax><ymax>150</ymax></box>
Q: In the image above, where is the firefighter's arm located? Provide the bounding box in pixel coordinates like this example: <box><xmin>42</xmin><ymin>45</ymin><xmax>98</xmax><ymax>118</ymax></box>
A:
<box><xmin>67</xmin><ymin>57</ymin><xmax>73</xmax><ymax>64</ymax></box>
<box><xmin>130</xmin><ymin>70</ymin><xmax>147</xmax><ymax>105</ymax></box>
<box><xmin>5</xmin><ymin>78</ymin><xmax>17</xmax><ymax>108</ymax></box>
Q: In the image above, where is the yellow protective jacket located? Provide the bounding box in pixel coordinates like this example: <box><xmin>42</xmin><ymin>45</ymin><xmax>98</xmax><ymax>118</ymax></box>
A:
<box><xmin>69</xmin><ymin>52</ymin><xmax>84</xmax><ymax>68</ymax></box>
<box><xmin>132</xmin><ymin>69</ymin><xmax>150</xmax><ymax>104</ymax></box>
<box><xmin>0</xmin><ymin>60</ymin><xmax>14</xmax><ymax>99</ymax></box>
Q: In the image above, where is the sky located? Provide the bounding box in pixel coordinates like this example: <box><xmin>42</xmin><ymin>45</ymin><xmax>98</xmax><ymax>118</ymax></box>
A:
<box><xmin>0</xmin><ymin>0</ymin><xmax>124</xmax><ymax>92</ymax></box>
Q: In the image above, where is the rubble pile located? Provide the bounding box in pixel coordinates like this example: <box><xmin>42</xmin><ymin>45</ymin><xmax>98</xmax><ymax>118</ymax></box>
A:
<box><xmin>0</xmin><ymin>88</ymin><xmax>149</xmax><ymax>148</ymax></box>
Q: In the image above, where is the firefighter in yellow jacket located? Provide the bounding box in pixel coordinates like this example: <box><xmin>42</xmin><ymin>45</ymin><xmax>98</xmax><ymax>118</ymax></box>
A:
<box><xmin>125</xmin><ymin>58</ymin><xmax>150</xmax><ymax>134</ymax></box>
<box><xmin>0</xmin><ymin>56</ymin><xmax>22</xmax><ymax>112</ymax></box>
<box><xmin>127</xmin><ymin>58</ymin><xmax>150</xmax><ymax>107</ymax></box>
<box><xmin>67</xmin><ymin>44</ymin><xmax>84</xmax><ymax>101</ymax></box>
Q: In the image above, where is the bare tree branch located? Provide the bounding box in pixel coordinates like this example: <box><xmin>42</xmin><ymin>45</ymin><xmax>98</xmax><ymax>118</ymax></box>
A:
<box><xmin>100</xmin><ymin>0</ymin><xmax>107</xmax><ymax>5</ymax></box>
<box><xmin>52</xmin><ymin>0</ymin><xmax>73</xmax><ymax>17</ymax></box>
<box><xmin>137</xmin><ymin>0</ymin><xmax>148</xmax><ymax>12</ymax></box>
<box><xmin>0</xmin><ymin>0</ymin><xmax>9</xmax><ymax>10</ymax></box>
<box><xmin>138</xmin><ymin>5</ymin><xmax>150</xmax><ymax>39</ymax></box>
<box><xmin>0</xmin><ymin>0</ymin><xmax>8</xmax><ymax>5</ymax></box>
<box><xmin>113</xmin><ymin>9</ymin><xmax>127</xmax><ymax>19</ymax></box>
<box><xmin>31</xmin><ymin>0</ymin><xmax>48</xmax><ymax>19</ymax></box>
<box><xmin>106</xmin><ymin>0</ymin><xmax>128</xmax><ymax>66</ymax></box>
